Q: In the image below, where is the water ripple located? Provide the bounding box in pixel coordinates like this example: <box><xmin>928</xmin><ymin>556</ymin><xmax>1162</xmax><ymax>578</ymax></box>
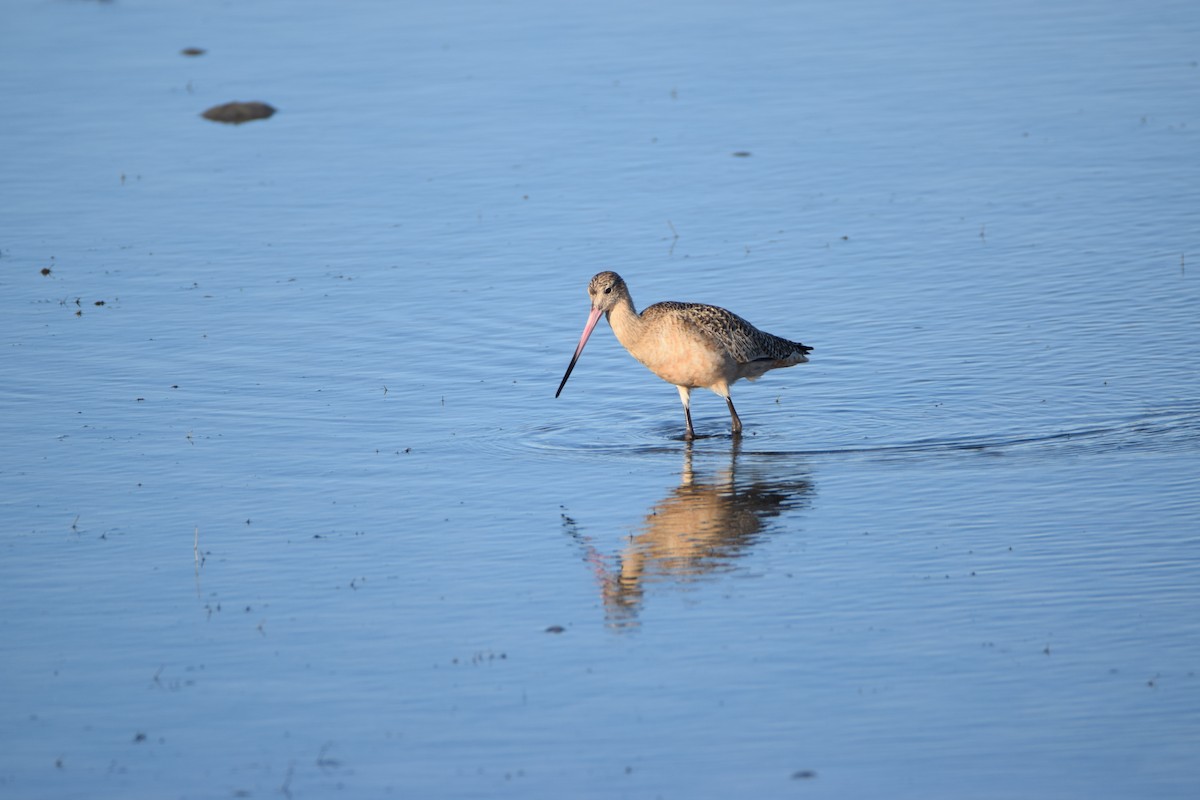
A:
<box><xmin>477</xmin><ymin>402</ymin><xmax>1200</xmax><ymax>462</ymax></box>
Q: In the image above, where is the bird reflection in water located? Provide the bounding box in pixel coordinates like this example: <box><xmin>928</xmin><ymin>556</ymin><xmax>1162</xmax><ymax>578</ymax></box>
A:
<box><xmin>563</xmin><ymin>439</ymin><xmax>813</xmax><ymax>630</ymax></box>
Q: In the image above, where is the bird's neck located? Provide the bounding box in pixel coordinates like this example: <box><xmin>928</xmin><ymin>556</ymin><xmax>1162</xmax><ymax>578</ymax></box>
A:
<box><xmin>605</xmin><ymin>295</ymin><xmax>645</xmax><ymax>350</ymax></box>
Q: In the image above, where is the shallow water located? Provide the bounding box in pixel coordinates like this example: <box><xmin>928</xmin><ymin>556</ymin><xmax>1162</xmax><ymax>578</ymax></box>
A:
<box><xmin>3</xmin><ymin>0</ymin><xmax>1199</xmax><ymax>797</ymax></box>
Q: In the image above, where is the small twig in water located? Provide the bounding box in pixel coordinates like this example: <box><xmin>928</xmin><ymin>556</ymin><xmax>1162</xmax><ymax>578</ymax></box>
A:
<box><xmin>193</xmin><ymin>526</ymin><xmax>205</xmax><ymax>569</ymax></box>
<box><xmin>279</xmin><ymin>761</ymin><xmax>294</xmax><ymax>799</ymax></box>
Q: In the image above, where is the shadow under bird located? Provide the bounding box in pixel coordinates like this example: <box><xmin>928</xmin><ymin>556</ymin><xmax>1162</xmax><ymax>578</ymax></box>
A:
<box><xmin>556</xmin><ymin>271</ymin><xmax>812</xmax><ymax>438</ymax></box>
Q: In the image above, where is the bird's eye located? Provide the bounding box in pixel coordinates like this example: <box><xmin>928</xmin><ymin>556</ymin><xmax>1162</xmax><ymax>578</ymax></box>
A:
<box><xmin>604</xmin><ymin>286</ymin><xmax>612</xmax><ymax>294</ymax></box>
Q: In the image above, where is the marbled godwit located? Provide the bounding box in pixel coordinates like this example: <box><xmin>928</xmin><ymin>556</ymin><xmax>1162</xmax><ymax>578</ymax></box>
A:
<box><xmin>555</xmin><ymin>271</ymin><xmax>812</xmax><ymax>438</ymax></box>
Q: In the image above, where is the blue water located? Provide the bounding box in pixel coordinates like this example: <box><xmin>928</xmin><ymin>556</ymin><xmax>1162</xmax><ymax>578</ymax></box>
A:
<box><xmin>3</xmin><ymin>0</ymin><xmax>1199</xmax><ymax>797</ymax></box>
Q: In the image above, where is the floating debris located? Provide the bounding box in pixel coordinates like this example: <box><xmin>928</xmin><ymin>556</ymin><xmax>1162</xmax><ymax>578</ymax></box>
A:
<box><xmin>731</xmin><ymin>151</ymin><xmax>752</xmax><ymax>157</ymax></box>
<box><xmin>545</xmin><ymin>625</ymin><xmax>565</xmax><ymax>634</ymax></box>
<box><xmin>201</xmin><ymin>101</ymin><xmax>276</xmax><ymax>125</ymax></box>
<box><xmin>180</xmin><ymin>47</ymin><xmax>206</xmax><ymax>57</ymax></box>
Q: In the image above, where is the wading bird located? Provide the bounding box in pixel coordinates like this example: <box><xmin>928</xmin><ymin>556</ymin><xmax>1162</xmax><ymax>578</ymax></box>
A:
<box><xmin>556</xmin><ymin>271</ymin><xmax>812</xmax><ymax>438</ymax></box>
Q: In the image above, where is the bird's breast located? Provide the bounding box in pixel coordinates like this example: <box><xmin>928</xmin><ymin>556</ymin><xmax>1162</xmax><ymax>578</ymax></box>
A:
<box><xmin>622</xmin><ymin>323</ymin><xmax>734</xmax><ymax>390</ymax></box>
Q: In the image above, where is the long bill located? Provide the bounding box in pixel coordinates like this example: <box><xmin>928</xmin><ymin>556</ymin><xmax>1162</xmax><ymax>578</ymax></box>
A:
<box><xmin>555</xmin><ymin>306</ymin><xmax>604</xmax><ymax>398</ymax></box>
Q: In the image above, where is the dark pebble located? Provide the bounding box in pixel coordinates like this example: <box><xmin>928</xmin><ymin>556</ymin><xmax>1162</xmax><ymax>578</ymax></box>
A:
<box><xmin>201</xmin><ymin>101</ymin><xmax>276</xmax><ymax>125</ymax></box>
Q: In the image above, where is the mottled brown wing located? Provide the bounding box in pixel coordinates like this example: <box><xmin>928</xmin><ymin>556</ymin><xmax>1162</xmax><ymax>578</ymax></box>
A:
<box><xmin>644</xmin><ymin>302</ymin><xmax>808</xmax><ymax>364</ymax></box>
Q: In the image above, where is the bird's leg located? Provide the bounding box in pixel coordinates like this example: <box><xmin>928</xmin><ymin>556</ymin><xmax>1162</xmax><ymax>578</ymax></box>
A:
<box><xmin>676</xmin><ymin>386</ymin><xmax>695</xmax><ymax>440</ymax></box>
<box><xmin>726</xmin><ymin>396</ymin><xmax>743</xmax><ymax>436</ymax></box>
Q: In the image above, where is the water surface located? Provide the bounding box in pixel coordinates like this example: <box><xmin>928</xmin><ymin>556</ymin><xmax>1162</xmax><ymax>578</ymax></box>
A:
<box><xmin>2</xmin><ymin>0</ymin><xmax>1199</xmax><ymax>798</ymax></box>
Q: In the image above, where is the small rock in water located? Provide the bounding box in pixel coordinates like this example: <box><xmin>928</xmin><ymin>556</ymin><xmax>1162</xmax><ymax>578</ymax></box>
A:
<box><xmin>201</xmin><ymin>101</ymin><xmax>276</xmax><ymax>125</ymax></box>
